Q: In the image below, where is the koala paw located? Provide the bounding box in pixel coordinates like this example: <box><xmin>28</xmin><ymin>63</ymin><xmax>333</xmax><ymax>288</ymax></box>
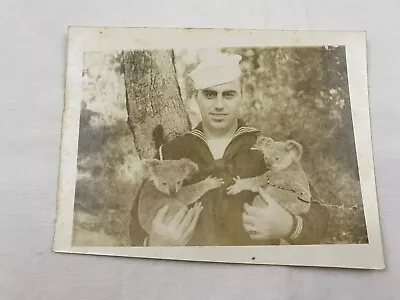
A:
<box><xmin>205</xmin><ymin>176</ymin><xmax>224</xmax><ymax>189</ymax></box>
<box><xmin>226</xmin><ymin>176</ymin><xmax>246</xmax><ymax>195</ymax></box>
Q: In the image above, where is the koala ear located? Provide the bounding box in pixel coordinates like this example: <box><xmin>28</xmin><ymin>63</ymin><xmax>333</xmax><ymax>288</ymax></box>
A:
<box><xmin>262</xmin><ymin>137</ymin><xmax>274</xmax><ymax>147</ymax></box>
<box><xmin>179</xmin><ymin>158</ymin><xmax>199</xmax><ymax>176</ymax></box>
<box><xmin>284</xmin><ymin>140</ymin><xmax>303</xmax><ymax>162</ymax></box>
<box><xmin>141</xmin><ymin>159</ymin><xmax>159</xmax><ymax>177</ymax></box>
<box><xmin>255</xmin><ymin>136</ymin><xmax>273</xmax><ymax>148</ymax></box>
<box><xmin>264</xmin><ymin>137</ymin><xmax>274</xmax><ymax>143</ymax></box>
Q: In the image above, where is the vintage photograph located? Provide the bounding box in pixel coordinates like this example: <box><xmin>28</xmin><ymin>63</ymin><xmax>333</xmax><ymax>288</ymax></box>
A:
<box><xmin>54</xmin><ymin>27</ymin><xmax>384</xmax><ymax>268</ymax></box>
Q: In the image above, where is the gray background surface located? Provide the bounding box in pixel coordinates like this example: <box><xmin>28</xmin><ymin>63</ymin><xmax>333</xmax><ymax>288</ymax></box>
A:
<box><xmin>1</xmin><ymin>0</ymin><xmax>398</xmax><ymax>299</ymax></box>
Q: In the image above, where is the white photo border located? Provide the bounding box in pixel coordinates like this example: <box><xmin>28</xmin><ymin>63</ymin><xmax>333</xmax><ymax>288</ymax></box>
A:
<box><xmin>53</xmin><ymin>26</ymin><xmax>385</xmax><ymax>269</ymax></box>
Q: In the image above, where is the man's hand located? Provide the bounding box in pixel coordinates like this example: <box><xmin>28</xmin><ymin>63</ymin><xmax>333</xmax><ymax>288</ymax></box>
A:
<box><xmin>148</xmin><ymin>202</ymin><xmax>203</xmax><ymax>246</ymax></box>
<box><xmin>242</xmin><ymin>188</ymin><xmax>294</xmax><ymax>240</ymax></box>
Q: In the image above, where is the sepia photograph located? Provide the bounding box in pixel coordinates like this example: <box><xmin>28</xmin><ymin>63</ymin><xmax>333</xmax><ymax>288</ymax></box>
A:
<box><xmin>54</xmin><ymin>27</ymin><xmax>384</xmax><ymax>269</ymax></box>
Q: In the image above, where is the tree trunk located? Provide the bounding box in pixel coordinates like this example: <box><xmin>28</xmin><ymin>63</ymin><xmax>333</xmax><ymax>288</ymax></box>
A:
<box><xmin>122</xmin><ymin>50</ymin><xmax>191</xmax><ymax>159</ymax></box>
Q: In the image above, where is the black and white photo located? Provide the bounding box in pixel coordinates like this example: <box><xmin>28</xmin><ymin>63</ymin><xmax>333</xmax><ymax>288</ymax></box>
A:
<box><xmin>53</xmin><ymin>27</ymin><xmax>384</xmax><ymax>269</ymax></box>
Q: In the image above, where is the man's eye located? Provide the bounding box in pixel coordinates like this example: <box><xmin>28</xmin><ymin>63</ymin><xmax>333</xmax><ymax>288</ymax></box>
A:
<box><xmin>223</xmin><ymin>92</ymin><xmax>237</xmax><ymax>99</ymax></box>
<box><xmin>202</xmin><ymin>90</ymin><xmax>217</xmax><ymax>99</ymax></box>
<box><xmin>177</xmin><ymin>180</ymin><xmax>181</xmax><ymax>184</ymax></box>
<box><xmin>275</xmin><ymin>157</ymin><xmax>279</xmax><ymax>160</ymax></box>
<box><xmin>162</xmin><ymin>182</ymin><xmax>167</xmax><ymax>185</ymax></box>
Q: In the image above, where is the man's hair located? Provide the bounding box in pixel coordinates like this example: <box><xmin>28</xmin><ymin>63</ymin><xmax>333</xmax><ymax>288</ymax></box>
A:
<box><xmin>193</xmin><ymin>79</ymin><xmax>243</xmax><ymax>98</ymax></box>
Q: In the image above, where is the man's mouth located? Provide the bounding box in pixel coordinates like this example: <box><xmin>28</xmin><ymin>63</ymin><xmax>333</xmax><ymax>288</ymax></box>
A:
<box><xmin>210</xmin><ymin>113</ymin><xmax>228</xmax><ymax>118</ymax></box>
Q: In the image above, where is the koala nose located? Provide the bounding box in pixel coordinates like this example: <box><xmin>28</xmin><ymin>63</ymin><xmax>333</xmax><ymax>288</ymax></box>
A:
<box><xmin>169</xmin><ymin>187</ymin><xmax>177</xmax><ymax>196</ymax></box>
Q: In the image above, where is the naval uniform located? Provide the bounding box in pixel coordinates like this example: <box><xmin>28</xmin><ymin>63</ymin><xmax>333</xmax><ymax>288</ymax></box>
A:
<box><xmin>129</xmin><ymin>119</ymin><xmax>329</xmax><ymax>246</ymax></box>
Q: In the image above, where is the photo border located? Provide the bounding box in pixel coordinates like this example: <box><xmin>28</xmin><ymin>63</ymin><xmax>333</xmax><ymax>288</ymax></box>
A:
<box><xmin>53</xmin><ymin>26</ymin><xmax>384</xmax><ymax>269</ymax></box>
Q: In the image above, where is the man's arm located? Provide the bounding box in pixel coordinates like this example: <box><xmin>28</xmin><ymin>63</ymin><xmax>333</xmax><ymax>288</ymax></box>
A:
<box><xmin>286</xmin><ymin>183</ymin><xmax>329</xmax><ymax>245</ymax></box>
<box><xmin>252</xmin><ymin>155</ymin><xmax>329</xmax><ymax>244</ymax></box>
<box><xmin>248</xmin><ymin>161</ymin><xmax>329</xmax><ymax>245</ymax></box>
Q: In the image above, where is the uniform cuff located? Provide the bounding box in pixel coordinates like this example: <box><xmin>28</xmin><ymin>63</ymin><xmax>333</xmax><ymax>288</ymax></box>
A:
<box><xmin>143</xmin><ymin>237</ymin><xmax>149</xmax><ymax>246</ymax></box>
<box><xmin>288</xmin><ymin>215</ymin><xmax>303</xmax><ymax>241</ymax></box>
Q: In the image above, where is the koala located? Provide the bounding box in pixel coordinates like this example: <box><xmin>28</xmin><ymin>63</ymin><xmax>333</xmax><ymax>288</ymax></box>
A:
<box><xmin>226</xmin><ymin>136</ymin><xmax>311</xmax><ymax>215</ymax></box>
<box><xmin>138</xmin><ymin>158</ymin><xmax>224</xmax><ymax>235</ymax></box>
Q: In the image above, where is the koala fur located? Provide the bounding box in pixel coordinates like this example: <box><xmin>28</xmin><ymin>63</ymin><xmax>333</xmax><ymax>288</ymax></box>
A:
<box><xmin>226</xmin><ymin>136</ymin><xmax>312</xmax><ymax>215</ymax></box>
<box><xmin>138</xmin><ymin>158</ymin><xmax>224</xmax><ymax>235</ymax></box>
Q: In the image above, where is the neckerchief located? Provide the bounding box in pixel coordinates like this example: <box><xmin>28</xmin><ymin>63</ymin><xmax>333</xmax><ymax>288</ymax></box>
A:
<box><xmin>187</xmin><ymin>119</ymin><xmax>260</xmax><ymax>181</ymax></box>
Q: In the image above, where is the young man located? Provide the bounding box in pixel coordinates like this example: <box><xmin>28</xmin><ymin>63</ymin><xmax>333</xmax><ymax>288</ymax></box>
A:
<box><xmin>129</xmin><ymin>52</ymin><xmax>329</xmax><ymax>246</ymax></box>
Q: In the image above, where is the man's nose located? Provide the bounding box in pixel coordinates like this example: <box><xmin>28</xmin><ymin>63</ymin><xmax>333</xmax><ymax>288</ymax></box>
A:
<box><xmin>214</xmin><ymin>95</ymin><xmax>224</xmax><ymax>109</ymax></box>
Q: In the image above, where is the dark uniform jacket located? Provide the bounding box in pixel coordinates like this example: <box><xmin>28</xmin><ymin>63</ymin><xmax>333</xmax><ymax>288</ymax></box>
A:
<box><xmin>130</xmin><ymin>119</ymin><xmax>329</xmax><ymax>246</ymax></box>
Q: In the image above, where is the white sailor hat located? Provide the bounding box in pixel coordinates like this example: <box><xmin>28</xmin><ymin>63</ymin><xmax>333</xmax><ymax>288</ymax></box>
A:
<box><xmin>189</xmin><ymin>52</ymin><xmax>242</xmax><ymax>90</ymax></box>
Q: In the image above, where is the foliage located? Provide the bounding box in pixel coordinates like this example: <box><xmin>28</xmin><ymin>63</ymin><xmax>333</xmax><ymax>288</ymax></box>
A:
<box><xmin>72</xmin><ymin>52</ymin><xmax>142</xmax><ymax>246</ymax></box>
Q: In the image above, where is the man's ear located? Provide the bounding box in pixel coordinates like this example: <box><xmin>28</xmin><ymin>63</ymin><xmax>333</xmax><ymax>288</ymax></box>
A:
<box><xmin>179</xmin><ymin>158</ymin><xmax>199</xmax><ymax>177</ymax></box>
<box><xmin>141</xmin><ymin>159</ymin><xmax>160</xmax><ymax>177</ymax></box>
<box><xmin>284</xmin><ymin>140</ymin><xmax>303</xmax><ymax>162</ymax></box>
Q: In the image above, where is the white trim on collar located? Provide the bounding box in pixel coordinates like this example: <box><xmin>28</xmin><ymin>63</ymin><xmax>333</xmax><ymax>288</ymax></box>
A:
<box><xmin>188</xmin><ymin>126</ymin><xmax>259</xmax><ymax>142</ymax></box>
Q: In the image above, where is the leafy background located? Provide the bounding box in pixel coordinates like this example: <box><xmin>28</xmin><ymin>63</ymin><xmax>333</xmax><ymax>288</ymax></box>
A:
<box><xmin>72</xmin><ymin>47</ymin><xmax>368</xmax><ymax>246</ymax></box>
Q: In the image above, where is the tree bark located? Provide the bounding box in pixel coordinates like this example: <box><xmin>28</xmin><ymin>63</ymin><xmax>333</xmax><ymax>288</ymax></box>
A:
<box><xmin>123</xmin><ymin>50</ymin><xmax>191</xmax><ymax>159</ymax></box>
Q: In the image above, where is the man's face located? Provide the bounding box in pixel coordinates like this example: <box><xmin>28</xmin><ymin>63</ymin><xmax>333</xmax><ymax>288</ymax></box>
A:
<box><xmin>195</xmin><ymin>80</ymin><xmax>241</xmax><ymax>132</ymax></box>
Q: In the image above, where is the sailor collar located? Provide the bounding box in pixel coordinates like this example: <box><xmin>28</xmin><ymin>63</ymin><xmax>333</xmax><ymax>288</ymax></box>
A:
<box><xmin>188</xmin><ymin>119</ymin><xmax>259</xmax><ymax>144</ymax></box>
<box><xmin>157</xmin><ymin>120</ymin><xmax>260</xmax><ymax>162</ymax></box>
<box><xmin>182</xmin><ymin>119</ymin><xmax>260</xmax><ymax>163</ymax></box>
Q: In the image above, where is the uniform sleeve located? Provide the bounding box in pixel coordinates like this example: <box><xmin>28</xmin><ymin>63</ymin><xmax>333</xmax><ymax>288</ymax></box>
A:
<box><xmin>287</xmin><ymin>183</ymin><xmax>329</xmax><ymax>245</ymax></box>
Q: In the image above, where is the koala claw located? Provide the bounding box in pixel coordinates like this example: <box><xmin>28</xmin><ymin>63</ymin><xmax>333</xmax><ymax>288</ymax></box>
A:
<box><xmin>206</xmin><ymin>176</ymin><xmax>224</xmax><ymax>188</ymax></box>
<box><xmin>226</xmin><ymin>183</ymin><xmax>242</xmax><ymax>195</ymax></box>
